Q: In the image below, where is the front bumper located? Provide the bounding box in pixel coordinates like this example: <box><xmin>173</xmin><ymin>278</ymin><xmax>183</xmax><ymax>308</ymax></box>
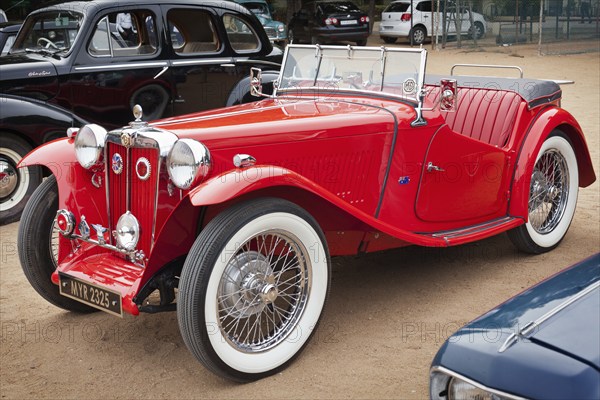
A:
<box><xmin>52</xmin><ymin>249</ymin><xmax>144</xmax><ymax>316</ymax></box>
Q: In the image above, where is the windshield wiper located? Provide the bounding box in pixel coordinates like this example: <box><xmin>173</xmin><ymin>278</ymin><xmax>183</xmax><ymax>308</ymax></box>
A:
<box><xmin>24</xmin><ymin>47</ymin><xmax>67</xmax><ymax>59</ymax></box>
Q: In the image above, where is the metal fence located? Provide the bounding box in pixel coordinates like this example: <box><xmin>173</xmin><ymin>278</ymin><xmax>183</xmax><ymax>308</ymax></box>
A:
<box><xmin>371</xmin><ymin>0</ymin><xmax>600</xmax><ymax>54</ymax></box>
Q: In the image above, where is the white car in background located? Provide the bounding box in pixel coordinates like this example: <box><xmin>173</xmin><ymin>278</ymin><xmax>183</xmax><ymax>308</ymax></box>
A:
<box><xmin>379</xmin><ymin>0</ymin><xmax>486</xmax><ymax>45</ymax></box>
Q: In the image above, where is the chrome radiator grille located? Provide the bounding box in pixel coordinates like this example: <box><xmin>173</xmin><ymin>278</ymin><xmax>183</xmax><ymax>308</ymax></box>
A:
<box><xmin>106</xmin><ymin>141</ymin><xmax>159</xmax><ymax>256</ymax></box>
<box><xmin>264</xmin><ymin>27</ymin><xmax>277</xmax><ymax>39</ymax></box>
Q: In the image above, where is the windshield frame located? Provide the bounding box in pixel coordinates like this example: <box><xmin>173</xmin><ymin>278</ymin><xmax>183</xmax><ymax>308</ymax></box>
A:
<box><xmin>275</xmin><ymin>44</ymin><xmax>427</xmax><ymax>106</ymax></box>
<box><xmin>11</xmin><ymin>10</ymin><xmax>84</xmax><ymax>56</ymax></box>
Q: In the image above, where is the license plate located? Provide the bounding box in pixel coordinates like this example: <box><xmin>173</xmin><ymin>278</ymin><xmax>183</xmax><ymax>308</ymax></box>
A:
<box><xmin>340</xmin><ymin>20</ymin><xmax>357</xmax><ymax>25</ymax></box>
<box><xmin>59</xmin><ymin>273</ymin><xmax>123</xmax><ymax>317</ymax></box>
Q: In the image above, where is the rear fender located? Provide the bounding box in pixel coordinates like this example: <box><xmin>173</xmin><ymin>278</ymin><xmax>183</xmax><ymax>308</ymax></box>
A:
<box><xmin>509</xmin><ymin>107</ymin><xmax>596</xmax><ymax>218</ymax></box>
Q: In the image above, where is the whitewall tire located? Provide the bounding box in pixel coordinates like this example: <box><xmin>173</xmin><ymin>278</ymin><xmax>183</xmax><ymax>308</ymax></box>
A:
<box><xmin>178</xmin><ymin>198</ymin><xmax>330</xmax><ymax>381</ymax></box>
<box><xmin>508</xmin><ymin>132</ymin><xmax>579</xmax><ymax>253</ymax></box>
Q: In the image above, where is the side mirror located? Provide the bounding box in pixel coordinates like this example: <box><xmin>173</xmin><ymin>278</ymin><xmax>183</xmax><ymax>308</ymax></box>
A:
<box><xmin>440</xmin><ymin>79</ymin><xmax>457</xmax><ymax>112</ymax></box>
<box><xmin>250</xmin><ymin>67</ymin><xmax>263</xmax><ymax>97</ymax></box>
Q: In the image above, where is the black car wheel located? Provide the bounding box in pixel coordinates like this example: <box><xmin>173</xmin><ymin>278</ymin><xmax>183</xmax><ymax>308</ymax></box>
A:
<box><xmin>129</xmin><ymin>84</ymin><xmax>169</xmax><ymax>121</ymax></box>
<box><xmin>178</xmin><ymin>198</ymin><xmax>331</xmax><ymax>382</ymax></box>
<box><xmin>18</xmin><ymin>175</ymin><xmax>96</xmax><ymax>312</ymax></box>
<box><xmin>508</xmin><ymin>132</ymin><xmax>579</xmax><ymax>254</ymax></box>
<box><xmin>382</xmin><ymin>37</ymin><xmax>397</xmax><ymax>44</ymax></box>
<box><xmin>410</xmin><ymin>26</ymin><xmax>427</xmax><ymax>45</ymax></box>
<box><xmin>0</xmin><ymin>134</ymin><xmax>42</xmax><ymax>225</ymax></box>
<box><xmin>469</xmin><ymin>21</ymin><xmax>485</xmax><ymax>39</ymax></box>
<box><xmin>356</xmin><ymin>39</ymin><xmax>367</xmax><ymax>46</ymax></box>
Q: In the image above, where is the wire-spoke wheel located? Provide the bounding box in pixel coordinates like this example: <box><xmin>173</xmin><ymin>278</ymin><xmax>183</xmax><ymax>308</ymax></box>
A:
<box><xmin>178</xmin><ymin>198</ymin><xmax>330</xmax><ymax>382</ymax></box>
<box><xmin>508</xmin><ymin>132</ymin><xmax>579</xmax><ymax>253</ymax></box>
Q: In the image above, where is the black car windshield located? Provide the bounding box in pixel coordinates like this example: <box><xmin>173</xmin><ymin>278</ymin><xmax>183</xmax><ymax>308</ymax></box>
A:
<box><xmin>11</xmin><ymin>11</ymin><xmax>82</xmax><ymax>54</ymax></box>
<box><xmin>319</xmin><ymin>2</ymin><xmax>361</xmax><ymax>14</ymax></box>
<box><xmin>244</xmin><ymin>2</ymin><xmax>271</xmax><ymax>17</ymax></box>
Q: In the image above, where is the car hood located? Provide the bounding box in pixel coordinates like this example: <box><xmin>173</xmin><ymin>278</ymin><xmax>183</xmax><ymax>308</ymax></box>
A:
<box><xmin>433</xmin><ymin>253</ymin><xmax>600</xmax><ymax>399</ymax></box>
<box><xmin>0</xmin><ymin>52</ymin><xmax>58</xmax><ymax>81</ymax></box>
<box><xmin>151</xmin><ymin>97</ymin><xmax>401</xmax><ymax>150</ymax></box>
<box><xmin>530</xmin><ymin>285</ymin><xmax>599</xmax><ymax>368</ymax></box>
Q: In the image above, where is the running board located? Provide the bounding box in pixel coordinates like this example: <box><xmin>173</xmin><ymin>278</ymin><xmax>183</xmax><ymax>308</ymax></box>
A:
<box><xmin>420</xmin><ymin>216</ymin><xmax>523</xmax><ymax>246</ymax></box>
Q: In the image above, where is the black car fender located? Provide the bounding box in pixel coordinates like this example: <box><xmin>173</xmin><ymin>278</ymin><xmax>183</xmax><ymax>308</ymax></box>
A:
<box><xmin>225</xmin><ymin>70</ymin><xmax>280</xmax><ymax>107</ymax></box>
<box><xmin>0</xmin><ymin>94</ymin><xmax>88</xmax><ymax>147</ymax></box>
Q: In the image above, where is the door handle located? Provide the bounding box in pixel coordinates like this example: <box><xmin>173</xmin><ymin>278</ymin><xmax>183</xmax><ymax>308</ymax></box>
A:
<box><xmin>427</xmin><ymin>162</ymin><xmax>445</xmax><ymax>172</ymax></box>
<box><xmin>153</xmin><ymin>66</ymin><xmax>169</xmax><ymax>79</ymax></box>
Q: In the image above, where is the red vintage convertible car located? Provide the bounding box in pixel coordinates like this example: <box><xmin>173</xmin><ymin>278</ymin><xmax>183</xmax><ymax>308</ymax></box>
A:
<box><xmin>17</xmin><ymin>45</ymin><xmax>595</xmax><ymax>381</ymax></box>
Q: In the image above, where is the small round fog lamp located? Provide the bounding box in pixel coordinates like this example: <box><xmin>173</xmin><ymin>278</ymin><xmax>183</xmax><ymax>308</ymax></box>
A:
<box><xmin>55</xmin><ymin>210</ymin><xmax>75</xmax><ymax>236</ymax></box>
<box><xmin>115</xmin><ymin>211</ymin><xmax>140</xmax><ymax>251</ymax></box>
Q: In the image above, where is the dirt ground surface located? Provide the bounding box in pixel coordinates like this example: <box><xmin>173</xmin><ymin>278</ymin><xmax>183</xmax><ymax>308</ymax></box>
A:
<box><xmin>1</xmin><ymin>41</ymin><xmax>599</xmax><ymax>399</ymax></box>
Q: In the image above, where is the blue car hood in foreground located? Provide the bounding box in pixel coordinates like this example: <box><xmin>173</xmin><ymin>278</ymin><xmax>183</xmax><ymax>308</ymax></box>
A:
<box><xmin>432</xmin><ymin>253</ymin><xmax>600</xmax><ymax>399</ymax></box>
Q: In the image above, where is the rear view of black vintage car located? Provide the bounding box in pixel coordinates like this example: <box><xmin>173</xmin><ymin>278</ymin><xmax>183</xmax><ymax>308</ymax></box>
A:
<box><xmin>0</xmin><ymin>0</ymin><xmax>282</xmax><ymax>224</ymax></box>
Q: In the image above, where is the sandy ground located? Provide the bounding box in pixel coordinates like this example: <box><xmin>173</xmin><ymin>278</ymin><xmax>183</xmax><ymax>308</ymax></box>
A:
<box><xmin>1</xmin><ymin>42</ymin><xmax>598</xmax><ymax>399</ymax></box>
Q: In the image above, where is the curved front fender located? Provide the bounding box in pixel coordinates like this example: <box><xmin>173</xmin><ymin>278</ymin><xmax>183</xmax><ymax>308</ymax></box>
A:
<box><xmin>17</xmin><ymin>137</ymin><xmax>77</xmax><ymax>176</ymax></box>
<box><xmin>509</xmin><ymin>107</ymin><xmax>596</xmax><ymax>218</ymax></box>
<box><xmin>189</xmin><ymin>166</ymin><xmax>333</xmax><ymax>206</ymax></box>
<box><xmin>18</xmin><ymin>138</ymin><xmax>107</xmax><ymax>225</ymax></box>
<box><xmin>189</xmin><ymin>166</ymin><xmax>445</xmax><ymax>247</ymax></box>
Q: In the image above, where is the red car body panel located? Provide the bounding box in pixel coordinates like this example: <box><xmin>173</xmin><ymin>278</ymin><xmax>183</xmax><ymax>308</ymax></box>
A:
<box><xmin>19</xmin><ymin>69</ymin><xmax>597</xmax><ymax>316</ymax></box>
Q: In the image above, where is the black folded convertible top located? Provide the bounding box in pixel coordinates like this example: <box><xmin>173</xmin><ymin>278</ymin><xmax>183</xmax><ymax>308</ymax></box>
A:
<box><xmin>425</xmin><ymin>75</ymin><xmax>562</xmax><ymax>109</ymax></box>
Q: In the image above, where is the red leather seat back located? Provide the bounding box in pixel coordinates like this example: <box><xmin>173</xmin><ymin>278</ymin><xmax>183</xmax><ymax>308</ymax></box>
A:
<box><xmin>425</xmin><ymin>86</ymin><xmax>523</xmax><ymax>148</ymax></box>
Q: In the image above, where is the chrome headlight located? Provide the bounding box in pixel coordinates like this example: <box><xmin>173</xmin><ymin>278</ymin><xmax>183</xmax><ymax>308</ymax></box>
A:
<box><xmin>167</xmin><ymin>139</ymin><xmax>211</xmax><ymax>190</ymax></box>
<box><xmin>74</xmin><ymin>124</ymin><xmax>107</xmax><ymax>169</ymax></box>
<box><xmin>115</xmin><ymin>211</ymin><xmax>140</xmax><ymax>251</ymax></box>
<box><xmin>448</xmin><ymin>378</ymin><xmax>497</xmax><ymax>400</ymax></box>
<box><xmin>430</xmin><ymin>368</ymin><xmax>516</xmax><ymax>400</ymax></box>
<box><xmin>277</xmin><ymin>24</ymin><xmax>285</xmax><ymax>32</ymax></box>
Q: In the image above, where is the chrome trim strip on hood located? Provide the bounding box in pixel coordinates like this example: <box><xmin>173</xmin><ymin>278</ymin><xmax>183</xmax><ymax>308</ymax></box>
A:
<box><xmin>499</xmin><ymin>280</ymin><xmax>600</xmax><ymax>353</ymax></box>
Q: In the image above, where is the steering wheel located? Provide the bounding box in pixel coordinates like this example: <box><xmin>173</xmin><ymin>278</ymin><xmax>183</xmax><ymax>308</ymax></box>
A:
<box><xmin>37</xmin><ymin>37</ymin><xmax>59</xmax><ymax>49</ymax></box>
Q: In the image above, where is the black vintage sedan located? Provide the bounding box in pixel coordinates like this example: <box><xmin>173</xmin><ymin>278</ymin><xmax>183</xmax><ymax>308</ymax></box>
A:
<box><xmin>0</xmin><ymin>0</ymin><xmax>283</xmax><ymax>225</ymax></box>
<box><xmin>0</xmin><ymin>21</ymin><xmax>20</xmax><ymax>55</ymax></box>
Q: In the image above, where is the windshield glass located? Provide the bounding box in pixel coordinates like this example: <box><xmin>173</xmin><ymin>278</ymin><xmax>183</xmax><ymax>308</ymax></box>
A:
<box><xmin>244</xmin><ymin>2</ymin><xmax>271</xmax><ymax>18</ymax></box>
<box><xmin>277</xmin><ymin>45</ymin><xmax>426</xmax><ymax>103</ymax></box>
<box><xmin>11</xmin><ymin>11</ymin><xmax>83</xmax><ymax>54</ymax></box>
<box><xmin>319</xmin><ymin>2</ymin><xmax>361</xmax><ymax>13</ymax></box>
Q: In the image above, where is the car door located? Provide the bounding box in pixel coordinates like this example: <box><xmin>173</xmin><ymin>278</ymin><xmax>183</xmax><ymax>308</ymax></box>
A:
<box><xmin>69</xmin><ymin>6</ymin><xmax>169</xmax><ymax>127</ymax></box>
<box><xmin>415</xmin><ymin>1</ymin><xmax>433</xmax><ymax>33</ymax></box>
<box><xmin>161</xmin><ymin>5</ymin><xmax>261</xmax><ymax>116</ymax></box>
<box><xmin>415</xmin><ymin>127</ymin><xmax>510</xmax><ymax>223</ymax></box>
